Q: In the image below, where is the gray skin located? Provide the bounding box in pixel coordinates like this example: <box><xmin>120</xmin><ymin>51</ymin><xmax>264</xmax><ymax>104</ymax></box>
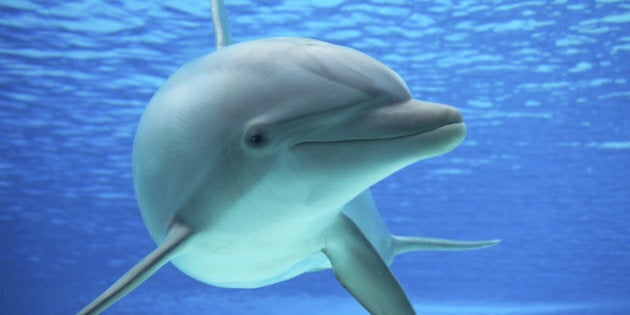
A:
<box><xmin>78</xmin><ymin>4</ymin><xmax>499</xmax><ymax>315</ymax></box>
<box><xmin>80</xmin><ymin>38</ymin><xmax>498</xmax><ymax>314</ymax></box>
<box><xmin>134</xmin><ymin>37</ymin><xmax>473</xmax><ymax>287</ymax></box>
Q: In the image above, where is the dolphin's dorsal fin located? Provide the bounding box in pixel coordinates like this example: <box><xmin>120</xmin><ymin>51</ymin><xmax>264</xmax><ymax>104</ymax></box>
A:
<box><xmin>211</xmin><ymin>0</ymin><xmax>231</xmax><ymax>49</ymax></box>
<box><xmin>323</xmin><ymin>213</ymin><xmax>416</xmax><ymax>315</ymax></box>
<box><xmin>392</xmin><ymin>235</ymin><xmax>500</xmax><ymax>255</ymax></box>
<box><xmin>78</xmin><ymin>223</ymin><xmax>192</xmax><ymax>315</ymax></box>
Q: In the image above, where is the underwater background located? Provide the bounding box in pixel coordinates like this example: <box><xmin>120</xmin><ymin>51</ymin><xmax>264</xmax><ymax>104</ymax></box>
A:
<box><xmin>1</xmin><ymin>0</ymin><xmax>629</xmax><ymax>314</ymax></box>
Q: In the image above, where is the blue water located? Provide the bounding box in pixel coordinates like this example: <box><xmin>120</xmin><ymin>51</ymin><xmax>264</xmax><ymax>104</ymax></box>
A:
<box><xmin>1</xmin><ymin>0</ymin><xmax>629</xmax><ymax>314</ymax></box>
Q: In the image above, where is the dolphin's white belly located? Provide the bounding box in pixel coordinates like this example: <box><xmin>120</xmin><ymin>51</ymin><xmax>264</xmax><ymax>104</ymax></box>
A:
<box><xmin>171</xmin><ymin>206</ymin><xmax>337</xmax><ymax>288</ymax></box>
<box><xmin>170</xmin><ymin>190</ymin><xmax>390</xmax><ymax>288</ymax></box>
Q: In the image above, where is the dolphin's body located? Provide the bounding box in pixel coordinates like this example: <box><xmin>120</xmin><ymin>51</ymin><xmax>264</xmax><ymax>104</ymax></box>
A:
<box><xmin>79</xmin><ymin>2</ymin><xmax>498</xmax><ymax>315</ymax></box>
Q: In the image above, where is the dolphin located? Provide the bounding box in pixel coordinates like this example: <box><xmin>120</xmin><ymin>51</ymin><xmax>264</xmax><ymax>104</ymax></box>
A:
<box><xmin>78</xmin><ymin>2</ymin><xmax>499</xmax><ymax>315</ymax></box>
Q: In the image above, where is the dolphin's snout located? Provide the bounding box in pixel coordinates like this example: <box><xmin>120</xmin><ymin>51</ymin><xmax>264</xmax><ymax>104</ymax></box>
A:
<box><xmin>448</xmin><ymin>107</ymin><xmax>463</xmax><ymax>124</ymax></box>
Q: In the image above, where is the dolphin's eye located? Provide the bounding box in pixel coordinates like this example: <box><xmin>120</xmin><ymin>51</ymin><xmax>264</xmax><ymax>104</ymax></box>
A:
<box><xmin>249</xmin><ymin>134</ymin><xmax>264</xmax><ymax>145</ymax></box>
<box><xmin>245</xmin><ymin>124</ymin><xmax>269</xmax><ymax>149</ymax></box>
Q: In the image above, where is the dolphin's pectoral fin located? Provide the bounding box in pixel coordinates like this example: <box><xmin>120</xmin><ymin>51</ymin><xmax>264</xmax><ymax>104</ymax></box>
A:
<box><xmin>78</xmin><ymin>222</ymin><xmax>192</xmax><ymax>315</ymax></box>
<box><xmin>393</xmin><ymin>235</ymin><xmax>500</xmax><ymax>255</ymax></box>
<box><xmin>323</xmin><ymin>214</ymin><xmax>415</xmax><ymax>315</ymax></box>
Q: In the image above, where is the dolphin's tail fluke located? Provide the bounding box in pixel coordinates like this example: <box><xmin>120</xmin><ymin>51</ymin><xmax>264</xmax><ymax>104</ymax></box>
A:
<box><xmin>211</xmin><ymin>0</ymin><xmax>231</xmax><ymax>49</ymax></box>
<box><xmin>392</xmin><ymin>235</ymin><xmax>500</xmax><ymax>255</ymax></box>
<box><xmin>77</xmin><ymin>223</ymin><xmax>192</xmax><ymax>315</ymax></box>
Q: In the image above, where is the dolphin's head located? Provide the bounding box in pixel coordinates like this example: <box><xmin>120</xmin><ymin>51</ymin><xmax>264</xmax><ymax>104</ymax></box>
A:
<box><xmin>133</xmin><ymin>38</ymin><xmax>465</xmax><ymax>236</ymax></box>
<box><xmin>222</xmin><ymin>38</ymin><xmax>466</xmax><ymax>209</ymax></box>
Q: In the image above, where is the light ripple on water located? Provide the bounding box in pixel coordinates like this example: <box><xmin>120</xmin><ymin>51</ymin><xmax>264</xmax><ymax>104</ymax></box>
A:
<box><xmin>0</xmin><ymin>1</ymin><xmax>629</xmax><ymax>314</ymax></box>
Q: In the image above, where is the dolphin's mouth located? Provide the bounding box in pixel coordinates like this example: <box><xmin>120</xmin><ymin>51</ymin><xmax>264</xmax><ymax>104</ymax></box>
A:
<box><xmin>293</xmin><ymin>121</ymin><xmax>465</xmax><ymax>148</ymax></box>
<box><xmin>293</xmin><ymin>100</ymin><xmax>464</xmax><ymax>148</ymax></box>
